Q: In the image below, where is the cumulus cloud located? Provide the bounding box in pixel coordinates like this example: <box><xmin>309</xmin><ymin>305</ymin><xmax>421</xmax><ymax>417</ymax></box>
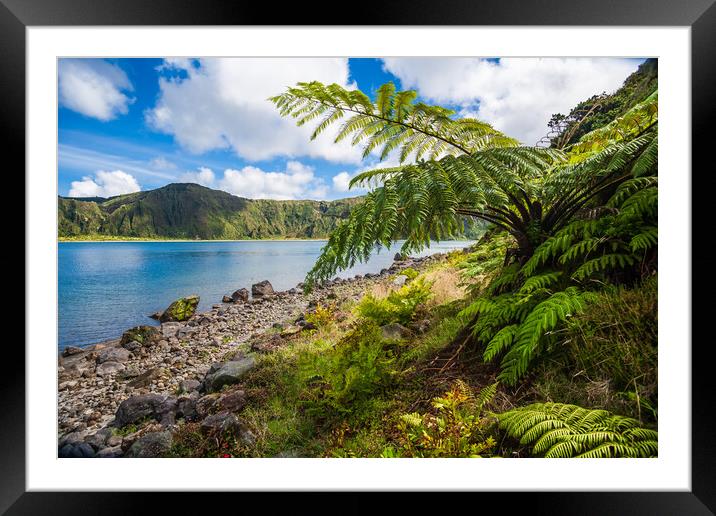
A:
<box><xmin>218</xmin><ymin>161</ymin><xmax>328</xmax><ymax>200</ymax></box>
<box><xmin>59</xmin><ymin>59</ymin><xmax>134</xmax><ymax>121</ymax></box>
<box><xmin>145</xmin><ymin>58</ymin><xmax>362</xmax><ymax>163</ymax></box>
<box><xmin>382</xmin><ymin>57</ymin><xmax>641</xmax><ymax>145</ymax></box>
<box><xmin>332</xmin><ymin>171</ymin><xmax>352</xmax><ymax>192</ymax></box>
<box><xmin>68</xmin><ymin>170</ymin><xmax>141</xmax><ymax>198</ymax></box>
<box><xmin>179</xmin><ymin>167</ymin><xmax>216</xmax><ymax>187</ymax></box>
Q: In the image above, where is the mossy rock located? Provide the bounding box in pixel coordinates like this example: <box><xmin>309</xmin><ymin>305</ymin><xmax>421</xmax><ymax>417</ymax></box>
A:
<box><xmin>159</xmin><ymin>295</ymin><xmax>200</xmax><ymax>322</ymax></box>
<box><xmin>120</xmin><ymin>325</ymin><xmax>161</xmax><ymax>348</ymax></box>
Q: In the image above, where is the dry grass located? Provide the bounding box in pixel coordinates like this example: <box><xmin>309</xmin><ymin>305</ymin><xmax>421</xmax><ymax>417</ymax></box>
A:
<box><xmin>422</xmin><ymin>267</ymin><xmax>466</xmax><ymax>306</ymax></box>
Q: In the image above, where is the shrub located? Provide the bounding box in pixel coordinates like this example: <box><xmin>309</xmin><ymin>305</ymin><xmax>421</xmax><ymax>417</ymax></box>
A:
<box><xmin>305</xmin><ymin>302</ymin><xmax>335</xmax><ymax>329</ymax></box>
<box><xmin>356</xmin><ymin>277</ymin><xmax>433</xmax><ymax>326</ymax></box>
<box><xmin>384</xmin><ymin>380</ymin><xmax>498</xmax><ymax>457</ymax></box>
<box><xmin>398</xmin><ymin>267</ymin><xmax>419</xmax><ymax>281</ymax></box>
<box><xmin>299</xmin><ymin>322</ymin><xmax>397</xmax><ymax>423</ymax></box>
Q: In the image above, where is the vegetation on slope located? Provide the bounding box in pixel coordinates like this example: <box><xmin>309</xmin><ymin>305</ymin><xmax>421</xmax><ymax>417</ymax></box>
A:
<box><xmin>58</xmin><ymin>183</ymin><xmax>486</xmax><ymax>240</ymax></box>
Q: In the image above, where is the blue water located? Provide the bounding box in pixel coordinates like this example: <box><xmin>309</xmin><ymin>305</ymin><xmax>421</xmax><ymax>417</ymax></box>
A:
<box><xmin>58</xmin><ymin>240</ymin><xmax>472</xmax><ymax>350</ymax></box>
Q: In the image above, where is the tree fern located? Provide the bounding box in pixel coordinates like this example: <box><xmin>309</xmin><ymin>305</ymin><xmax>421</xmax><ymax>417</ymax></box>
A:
<box><xmin>497</xmin><ymin>403</ymin><xmax>658</xmax><ymax>457</ymax></box>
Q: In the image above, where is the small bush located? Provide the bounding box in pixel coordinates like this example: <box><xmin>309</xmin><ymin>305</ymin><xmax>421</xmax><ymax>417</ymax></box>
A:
<box><xmin>299</xmin><ymin>322</ymin><xmax>397</xmax><ymax>424</ymax></box>
<box><xmin>398</xmin><ymin>267</ymin><xmax>419</xmax><ymax>281</ymax></box>
<box><xmin>356</xmin><ymin>277</ymin><xmax>433</xmax><ymax>326</ymax></box>
<box><xmin>305</xmin><ymin>303</ymin><xmax>335</xmax><ymax>329</ymax></box>
<box><xmin>384</xmin><ymin>380</ymin><xmax>498</xmax><ymax>457</ymax></box>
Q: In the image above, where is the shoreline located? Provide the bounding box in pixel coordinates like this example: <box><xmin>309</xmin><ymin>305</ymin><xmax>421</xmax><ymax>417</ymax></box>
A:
<box><xmin>57</xmin><ymin>251</ymin><xmax>456</xmax><ymax>447</ymax></box>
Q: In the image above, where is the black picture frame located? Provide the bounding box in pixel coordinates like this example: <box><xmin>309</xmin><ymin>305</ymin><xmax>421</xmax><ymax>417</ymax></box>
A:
<box><xmin>5</xmin><ymin>0</ymin><xmax>713</xmax><ymax>513</ymax></box>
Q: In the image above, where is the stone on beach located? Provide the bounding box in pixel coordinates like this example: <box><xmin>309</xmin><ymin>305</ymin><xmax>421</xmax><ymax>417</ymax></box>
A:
<box><xmin>159</xmin><ymin>295</ymin><xmax>200</xmax><ymax>322</ymax></box>
<box><xmin>251</xmin><ymin>280</ymin><xmax>274</xmax><ymax>298</ymax></box>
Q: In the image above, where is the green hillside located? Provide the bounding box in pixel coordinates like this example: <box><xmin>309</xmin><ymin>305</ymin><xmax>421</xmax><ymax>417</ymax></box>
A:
<box><xmin>59</xmin><ymin>183</ymin><xmax>484</xmax><ymax>240</ymax></box>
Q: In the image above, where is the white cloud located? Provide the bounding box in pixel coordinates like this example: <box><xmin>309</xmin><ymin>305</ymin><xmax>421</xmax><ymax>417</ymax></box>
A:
<box><xmin>332</xmin><ymin>171</ymin><xmax>352</xmax><ymax>192</ymax></box>
<box><xmin>218</xmin><ymin>161</ymin><xmax>327</xmax><ymax>200</ymax></box>
<box><xmin>382</xmin><ymin>57</ymin><xmax>642</xmax><ymax>145</ymax></box>
<box><xmin>59</xmin><ymin>59</ymin><xmax>134</xmax><ymax>121</ymax></box>
<box><xmin>146</xmin><ymin>58</ymin><xmax>363</xmax><ymax>163</ymax></box>
<box><xmin>179</xmin><ymin>167</ymin><xmax>216</xmax><ymax>187</ymax></box>
<box><xmin>68</xmin><ymin>170</ymin><xmax>141</xmax><ymax>198</ymax></box>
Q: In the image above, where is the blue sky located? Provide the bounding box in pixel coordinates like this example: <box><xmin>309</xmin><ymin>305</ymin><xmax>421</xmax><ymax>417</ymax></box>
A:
<box><xmin>58</xmin><ymin>57</ymin><xmax>645</xmax><ymax>200</ymax></box>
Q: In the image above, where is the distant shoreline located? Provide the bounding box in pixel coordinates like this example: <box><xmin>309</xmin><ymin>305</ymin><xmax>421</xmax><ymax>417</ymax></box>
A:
<box><xmin>58</xmin><ymin>237</ymin><xmax>331</xmax><ymax>243</ymax></box>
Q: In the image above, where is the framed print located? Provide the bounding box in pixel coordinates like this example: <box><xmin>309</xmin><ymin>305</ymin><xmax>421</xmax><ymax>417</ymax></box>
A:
<box><xmin>5</xmin><ymin>0</ymin><xmax>714</xmax><ymax>513</ymax></box>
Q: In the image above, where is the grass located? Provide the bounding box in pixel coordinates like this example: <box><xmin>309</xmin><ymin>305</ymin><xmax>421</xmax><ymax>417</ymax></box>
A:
<box><xmin>528</xmin><ymin>275</ymin><xmax>658</xmax><ymax>424</ymax></box>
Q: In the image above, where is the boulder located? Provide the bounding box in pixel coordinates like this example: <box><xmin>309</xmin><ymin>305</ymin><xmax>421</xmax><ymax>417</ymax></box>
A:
<box><xmin>97</xmin><ymin>347</ymin><xmax>131</xmax><ymax>364</ymax></box>
<box><xmin>250</xmin><ymin>333</ymin><xmax>284</xmax><ymax>353</ymax></box>
<box><xmin>176</xmin><ymin>394</ymin><xmax>199</xmax><ymax>421</ymax></box>
<box><xmin>380</xmin><ymin>323</ymin><xmax>413</xmax><ymax>341</ymax></box>
<box><xmin>216</xmin><ymin>390</ymin><xmax>247</xmax><ymax>413</ymax></box>
<box><xmin>200</xmin><ymin>411</ymin><xmax>246</xmax><ymax>436</ymax></box>
<box><xmin>127</xmin><ymin>367</ymin><xmax>166</xmax><ymax>388</ymax></box>
<box><xmin>195</xmin><ymin>393</ymin><xmax>221</xmax><ymax>418</ymax></box>
<box><xmin>392</xmin><ymin>274</ymin><xmax>408</xmax><ymax>287</ymax></box>
<box><xmin>178</xmin><ymin>379</ymin><xmax>201</xmax><ymax>394</ymax></box>
<box><xmin>203</xmin><ymin>357</ymin><xmax>256</xmax><ymax>393</ymax></box>
<box><xmin>96</xmin><ymin>361</ymin><xmax>126</xmax><ymax>377</ymax></box>
<box><xmin>62</xmin><ymin>346</ymin><xmax>84</xmax><ymax>357</ymax></box>
<box><xmin>120</xmin><ymin>326</ymin><xmax>161</xmax><ymax>349</ymax></box>
<box><xmin>95</xmin><ymin>445</ymin><xmax>123</xmax><ymax>458</ymax></box>
<box><xmin>122</xmin><ymin>340</ymin><xmax>142</xmax><ymax>352</ymax></box>
<box><xmin>394</xmin><ymin>252</ymin><xmax>406</xmax><ymax>261</ymax></box>
<box><xmin>125</xmin><ymin>431</ymin><xmax>172</xmax><ymax>458</ymax></box>
<box><xmin>113</xmin><ymin>393</ymin><xmax>177</xmax><ymax>428</ymax></box>
<box><xmin>159</xmin><ymin>295</ymin><xmax>200</xmax><ymax>322</ymax></box>
<box><xmin>58</xmin><ymin>442</ymin><xmax>95</xmax><ymax>458</ymax></box>
<box><xmin>231</xmin><ymin>288</ymin><xmax>249</xmax><ymax>303</ymax></box>
<box><xmin>251</xmin><ymin>280</ymin><xmax>274</xmax><ymax>298</ymax></box>
<box><xmin>222</xmin><ymin>295</ymin><xmax>233</xmax><ymax>303</ymax></box>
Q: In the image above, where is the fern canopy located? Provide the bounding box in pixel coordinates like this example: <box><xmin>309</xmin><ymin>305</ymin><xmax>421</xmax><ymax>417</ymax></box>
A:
<box><xmin>497</xmin><ymin>403</ymin><xmax>658</xmax><ymax>458</ymax></box>
<box><xmin>271</xmin><ymin>81</ymin><xmax>657</xmax><ymax>289</ymax></box>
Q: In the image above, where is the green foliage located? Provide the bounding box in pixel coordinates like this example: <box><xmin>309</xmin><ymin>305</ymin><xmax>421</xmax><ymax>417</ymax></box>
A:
<box><xmin>385</xmin><ymin>380</ymin><xmax>498</xmax><ymax>457</ymax></box>
<box><xmin>498</xmin><ymin>403</ymin><xmax>657</xmax><ymax>458</ymax></box>
<box><xmin>398</xmin><ymin>267</ymin><xmax>419</xmax><ymax>281</ymax></box>
<box><xmin>299</xmin><ymin>322</ymin><xmax>397</xmax><ymax>423</ymax></box>
<box><xmin>58</xmin><ymin>183</ymin><xmax>362</xmax><ymax>240</ymax></box>
<box><xmin>304</xmin><ymin>303</ymin><xmax>335</xmax><ymax>329</ymax></box>
<box><xmin>356</xmin><ymin>277</ymin><xmax>433</xmax><ymax>325</ymax></box>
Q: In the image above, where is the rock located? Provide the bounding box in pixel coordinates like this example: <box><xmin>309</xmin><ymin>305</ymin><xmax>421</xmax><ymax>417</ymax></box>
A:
<box><xmin>203</xmin><ymin>357</ymin><xmax>256</xmax><ymax>393</ymax></box>
<box><xmin>160</xmin><ymin>322</ymin><xmax>183</xmax><ymax>339</ymax></box>
<box><xmin>58</xmin><ymin>442</ymin><xmax>95</xmax><ymax>458</ymax></box>
<box><xmin>175</xmin><ymin>395</ymin><xmax>198</xmax><ymax>421</ymax></box>
<box><xmin>222</xmin><ymin>295</ymin><xmax>233</xmax><ymax>303</ymax></box>
<box><xmin>216</xmin><ymin>390</ymin><xmax>246</xmax><ymax>413</ymax></box>
<box><xmin>127</xmin><ymin>367</ymin><xmax>166</xmax><ymax>388</ymax></box>
<box><xmin>250</xmin><ymin>333</ymin><xmax>284</xmax><ymax>353</ymax></box>
<box><xmin>122</xmin><ymin>340</ymin><xmax>142</xmax><ymax>352</ymax></box>
<box><xmin>97</xmin><ymin>347</ymin><xmax>131</xmax><ymax>364</ymax></box>
<box><xmin>178</xmin><ymin>379</ymin><xmax>201</xmax><ymax>394</ymax></box>
<box><xmin>231</xmin><ymin>288</ymin><xmax>250</xmax><ymax>303</ymax></box>
<box><xmin>85</xmin><ymin>428</ymin><xmax>113</xmax><ymax>450</ymax></box>
<box><xmin>394</xmin><ymin>252</ymin><xmax>406</xmax><ymax>261</ymax></box>
<box><xmin>125</xmin><ymin>431</ymin><xmax>172</xmax><ymax>458</ymax></box>
<box><xmin>58</xmin><ymin>430</ymin><xmax>88</xmax><ymax>447</ymax></box>
<box><xmin>301</xmin><ymin>322</ymin><xmax>317</xmax><ymax>331</ymax></box>
<box><xmin>251</xmin><ymin>280</ymin><xmax>274</xmax><ymax>298</ymax></box>
<box><xmin>95</xmin><ymin>445</ymin><xmax>123</xmax><ymax>458</ymax></box>
<box><xmin>149</xmin><ymin>311</ymin><xmax>163</xmax><ymax>320</ymax></box>
<box><xmin>380</xmin><ymin>323</ymin><xmax>413</xmax><ymax>341</ymax></box>
<box><xmin>113</xmin><ymin>393</ymin><xmax>177</xmax><ymax>427</ymax></box>
<box><xmin>195</xmin><ymin>393</ymin><xmax>221</xmax><ymax>418</ymax></box>
<box><xmin>200</xmin><ymin>411</ymin><xmax>245</xmax><ymax>436</ymax></box>
<box><xmin>392</xmin><ymin>274</ymin><xmax>408</xmax><ymax>287</ymax></box>
<box><xmin>159</xmin><ymin>295</ymin><xmax>200</xmax><ymax>322</ymax></box>
<box><xmin>96</xmin><ymin>361</ymin><xmax>126</xmax><ymax>377</ymax></box>
<box><xmin>120</xmin><ymin>326</ymin><xmax>161</xmax><ymax>349</ymax></box>
<box><xmin>62</xmin><ymin>346</ymin><xmax>84</xmax><ymax>357</ymax></box>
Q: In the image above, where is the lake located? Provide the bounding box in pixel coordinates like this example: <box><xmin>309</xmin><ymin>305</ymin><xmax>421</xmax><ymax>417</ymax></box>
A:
<box><xmin>58</xmin><ymin>240</ymin><xmax>473</xmax><ymax>350</ymax></box>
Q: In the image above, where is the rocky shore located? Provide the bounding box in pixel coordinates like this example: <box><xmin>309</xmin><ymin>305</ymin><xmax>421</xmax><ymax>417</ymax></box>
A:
<box><xmin>57</xmin><ymin>252</ymin><xmax>453</xmax><ymax>458</ymax></box>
